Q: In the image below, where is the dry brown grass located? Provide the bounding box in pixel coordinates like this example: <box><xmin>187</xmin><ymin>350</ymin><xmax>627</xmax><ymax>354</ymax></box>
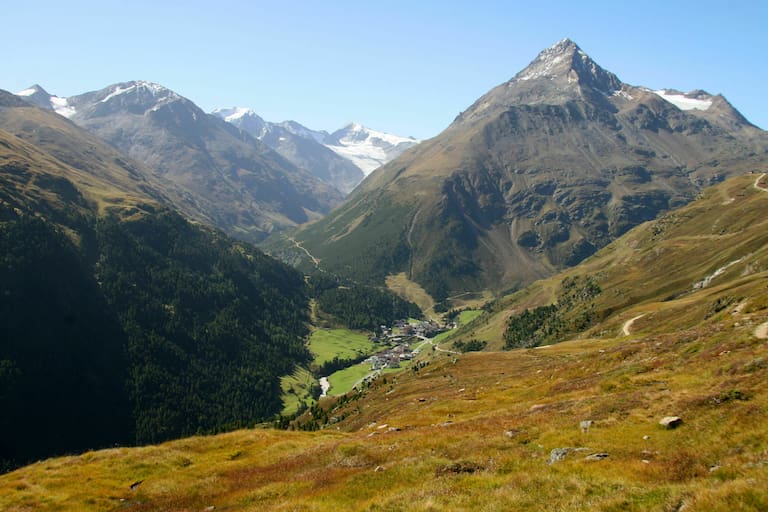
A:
<box><xmin>4</xmin><ymin>307</ymin><xmax>767</xmax><ymax>510</ymax></box>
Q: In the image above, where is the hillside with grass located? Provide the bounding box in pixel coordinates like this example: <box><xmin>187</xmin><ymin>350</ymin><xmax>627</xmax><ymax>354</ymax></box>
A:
<box><xmin>3</xmin><ymin>173</ymin><xmax>767</xmax><ymax>510</ymax></box>
<box><xmin>449</xmin><ymin>172</ymin><xmax>768</xmax><ymax>350</ymax></box>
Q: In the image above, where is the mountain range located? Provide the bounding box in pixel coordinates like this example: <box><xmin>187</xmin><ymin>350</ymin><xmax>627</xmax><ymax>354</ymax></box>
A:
<box><xmin>282</xmin><ymin>38</ymin><xmax>768</xmax><ymax>301</ymax></box>
<box><xmin>3</xmin><ymin>37</ymin><xmax>768</xmax><ymax>502</ymax></box>
<box><xmin>15</xmin><ymin>82</ymin><xmax>345</xmax><ymax>242</ymax></box>
<box><xmin>212</xmin><ymin>107</ymin><xmax>419</xmax><ymax>192</ymax></box>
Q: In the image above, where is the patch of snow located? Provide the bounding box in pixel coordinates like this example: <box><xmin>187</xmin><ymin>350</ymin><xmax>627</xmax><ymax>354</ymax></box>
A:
<box><xmin>325</xmin><ymin>142</ymin><xmax>389</xmax><ymax>175</ymax></box>
<box><xmin>613</xmin><ymin>90</ymin><xmax>634</xmax><ymax>100</ymax></box>
<box><xmin>325</xmin><ymin>123</ymin><xmax>419</xmax><ymax>176</ymax></box>
<box><xmin>100</xmin><ymin>84</ymin><xmax>133</xmax><ymax>103</ymax></box>
<box><xmin>15</xmin><ymin>87</ymin><xmax>37</xmax><ymax>97</ymax></box>
<box><xmin>226</xmin><ymin>107</ymin><xmax>255</xmax><ymax>122</ymax></box>
<box><xmin>653</xmin><ymin>90</ymin><xmax>712</xmax><ymax>111</ymax></box>
<box><xmin>100</xmin><ymin>81</ymin><xmax>178</xmax><ymax>105</ymax></box>
<box><xmin>50</xmin><ymin>96</ymin><xmax>76</xmax><ymax>118</ymax></box>
<box><xmin>212</xmin><ymin>106</ymin><xmax>259</xmax><ymax>123</ymax></box>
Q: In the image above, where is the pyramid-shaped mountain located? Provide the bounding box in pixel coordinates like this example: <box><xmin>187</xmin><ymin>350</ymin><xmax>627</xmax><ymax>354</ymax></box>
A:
<box><xmin>286</xmin><ymin>39</ymin><xmax>768</xmax><ymax>301</ymax></box>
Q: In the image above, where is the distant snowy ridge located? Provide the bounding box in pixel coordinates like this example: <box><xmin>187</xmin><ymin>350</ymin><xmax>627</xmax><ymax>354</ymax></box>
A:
<box><xmin>325</xmin><ymin>123</ymin><xmax>419</xmax><ymax>176</ymax></box>
<box><xmin>99</xmin><ymin>81</ymin><xmax>179</xmax><ymax>105</ymax></box>
<box><xmin>15</xmin><ymin>81</ymin><xmax>184</xmax><ymax>119</ymax></box>
<box><xmin>15</xmin><ymin>87</ymin><xmax>39</xmax><ymax>97</ymax></box>
<box><xmin>213</xmin><ymin>108</ymin><xmax>420</xmax><ymax>178</ymax></box>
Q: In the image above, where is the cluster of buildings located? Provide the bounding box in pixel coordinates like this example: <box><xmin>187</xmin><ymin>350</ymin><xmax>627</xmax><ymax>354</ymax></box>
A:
<box><xmin>365</xmin><ymin>319</ymin><xmax>446</xmax><ymax>370</ymax></box>
<box><xmin>368</xmin><ymin>344</ymin><xmax>416</xmax><ymax>370</ymax></box>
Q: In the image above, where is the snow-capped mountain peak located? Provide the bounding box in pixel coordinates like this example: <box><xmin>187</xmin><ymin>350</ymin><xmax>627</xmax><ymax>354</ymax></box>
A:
<box><xmin>15</xmin><ymin>84</ymin><xmax>48</xmax><ymax>97</ymax></box>
<box><xmin>325</xmin><ymin>123</ymin><xmax>419</xmax><ymax>176</ymax></box>
<box><xmin>212</xmin><ymin>106</ymin><xmax>260</xmax><ymax>123</ymax></box>
<box><xmin>94</xmin><ymin>81</ymin><xmax>180</xmax><ymax>110</ymax></box>
<box><xmin>276</xmin><ymin>120</ymin><xmax>328</xmax><ymax>144</ymax></box>
<box><xmin>211</xmin><ymin>107</ymin><xmax>268</xmax><ymax>138</ymax></box>
<box><xmin>213</xmin><ymin>106</ymin><xmax>420</xmax><ymax>179</ymax></box>
<box><xmin>513</xmin><ymin>37</ymin><xmax>621</xmax><ymax>93</ymax></box>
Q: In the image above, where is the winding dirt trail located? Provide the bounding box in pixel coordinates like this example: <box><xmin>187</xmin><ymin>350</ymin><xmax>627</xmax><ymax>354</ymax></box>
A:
<box><xmin>622</xmin><ymin>314</ymin><xmax>646</xmax><ymax>336</ymax></box>
<box><xmin>754</xmin><ymin>173</ymin><xmax>768</xmax><ymax>193</ymax></box>
<box><xmin>287</xmin><ymin>236</ymin><xmax>321</xmax><ymax>267</ymax></box>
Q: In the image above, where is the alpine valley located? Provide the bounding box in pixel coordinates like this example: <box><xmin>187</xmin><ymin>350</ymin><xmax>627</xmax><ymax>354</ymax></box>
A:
<box><xmin>2</xmin><ymin>38</ymin><xmax>768</xmax><ymax>511</ymax></box>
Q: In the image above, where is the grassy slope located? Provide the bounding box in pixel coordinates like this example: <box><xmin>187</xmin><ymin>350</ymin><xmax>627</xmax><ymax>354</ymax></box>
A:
<box><xmin>309</xmin><ymin>329</ymin><xmax>376</xmax><ymax>366</ymax></box>
<box><xmin>0</xmin><ymin>105</ymin><xmax>173</xmax><ymax>216</ymax></box>
<box><xmin>3</xmin><ymin>175</ymin><xmax>768</xmax><ymax>510</ymax></box>
<box><xmin>279</xmin><ymin>367</ymin><xmax>318</xmax><ymax>417</ymax></box>
<box><xmin>454</xmin><ymin>173</ymin><xmax>768</xmax><ymax>349</ymax></box>
<box><xmin>4</xmin><ymin>317</ymin><xmax>767</xmax><ymax>510</ymax></box>
<box><xmin>327</xmin><ymin>364</ymin><xmax>377</xmax><ymax>395</ymax></box>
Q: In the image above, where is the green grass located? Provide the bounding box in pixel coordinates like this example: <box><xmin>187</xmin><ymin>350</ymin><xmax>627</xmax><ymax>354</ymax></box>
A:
<box><xmin>280</xmin><ymin>329</ymin><xmax>380</xmax><ymax>411</ymax></box>
<box><xmin>327</xmin><ymin>363</ymin><xmax>376</xmax><ymax>395</ymax></box>
<box><xmin>457</xmin><ymin>309</ymin><xmax>482</xmax><ymax>325</ymax></box>
<box><xmin>280</xmin><ymin>367</ymin><xmax>318</xmax><ymax>416</ymax></box>
<box><xmin>308</xmin><ymin>328</ymin><xmax>376</xmax><ymax>365</ymax></box>
<box><xmin>431</xmin><ymin>328</ymin><xmax>456</xmax><ymax>345</ymax></box>
<box><xmin>428</xmin><ymin>309</ymin><xmax>483</xmax><ymax>346</ymax></box>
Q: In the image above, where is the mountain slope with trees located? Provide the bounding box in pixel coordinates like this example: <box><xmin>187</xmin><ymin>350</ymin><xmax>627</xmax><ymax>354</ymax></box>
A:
<box><xmin>0</xmin><ymin>94</ymin><xmax>313</xmax><ymax>471</ymax></box>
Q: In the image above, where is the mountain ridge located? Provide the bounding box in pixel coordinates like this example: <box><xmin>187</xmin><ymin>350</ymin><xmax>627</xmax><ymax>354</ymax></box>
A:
<box><xmin>211</xmin><ymin>107</ymin><xmax>364</xmax><ymax>194</ymax></box>
<box><xmin>212</xmin><ymin>108</ymin><xmax>419</xmax><ymax>191</ymax></box>
<box><xmin>14</xmin><ymin>81</ymin><xmax>344</xmax><ymax>242</ymax></box>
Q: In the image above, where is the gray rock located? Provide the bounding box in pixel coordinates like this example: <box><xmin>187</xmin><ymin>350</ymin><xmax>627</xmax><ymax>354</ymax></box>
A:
<box><xmin>579</xmin><ymin>420</ymin><xmax>594</xmax><ymax>433</ymax></box>
<box><xmin>548</xmin><ymin>447</ymin><xmax>589</xmax><ymax>464</ymax></box>
<box><xmin>585</xmin><ymin>452</ymin><xmax>609</xmax><ymax>461</ymax></box>
<box><xmin>659</xmin><ymin>416</ymin><xmax>683</xmax><ymax>429</ymax></box>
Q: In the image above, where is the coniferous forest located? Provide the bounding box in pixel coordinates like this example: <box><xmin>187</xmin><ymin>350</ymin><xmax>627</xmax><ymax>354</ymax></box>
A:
<box><xmin>0</xmin><ymin>206</ymin><xmax>311</xmax><ymax>471</ymax></box>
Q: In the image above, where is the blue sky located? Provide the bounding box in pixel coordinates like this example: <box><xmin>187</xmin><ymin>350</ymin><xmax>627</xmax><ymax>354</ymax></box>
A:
<box><xmin>4</xmin><ymin>1</ymin><xmax>767</xmax><ymax>139</ymax></box>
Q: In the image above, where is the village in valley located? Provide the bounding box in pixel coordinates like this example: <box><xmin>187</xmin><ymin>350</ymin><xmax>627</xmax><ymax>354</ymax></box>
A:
<box><xmin>366</xmin><ymin>319</ymin><xmax>450</xmax><ymax>371</ymax></box>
